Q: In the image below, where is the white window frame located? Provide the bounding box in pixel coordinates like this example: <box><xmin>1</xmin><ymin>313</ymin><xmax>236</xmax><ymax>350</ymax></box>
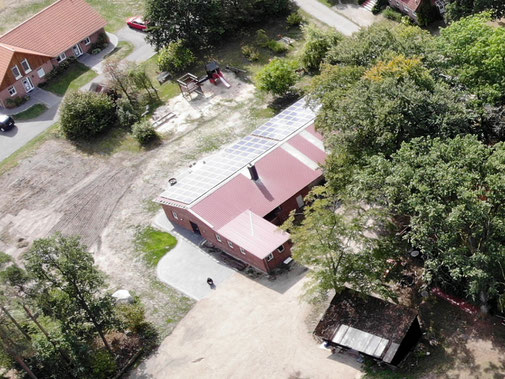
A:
<box><xmin>11</xmin><ymin>65</ymin><xmax>22</xmax><ymax>80</ymax></box>
<box><xmin>227</xmin><ymin>241</ymin><xmax>234</xmax><ymax>249</ymax></box>
<box><xmin>278</xmin><ymin>244</ymin><xmax>285</xmax><ymax>253</ymax></box>
<box><xmin>84</xmin><ymin>37</ymin><xmax>91</xmax><ymax>45</ymax></box>
<box><xmin>172</xmin><ymin>211</ymin><xmax>179</xmax><ymax>220</ymax></box>
<box><xmin>37</xmin><ymin>67</ymin><xmax>46</xmax><ymax>78</ymax></box>
<box><xmin>8</xmin><ymin>86</ymin><xmax>17</xmax><ymax>96</ymax></box>
<box><xmin>267</xmin><ymin>253</ymin><xmax>274</xmax><ymax>261</ymax></box>
<box><xmin>20</xmin><ymin>59</ymin><xmax>31</xmax><ymax>74</ymax></box>
<box><xmin>57</xmin><ymin>52</ymin><xmax>67</xmax><ymax>63</ymax></box>
<box><xmin>216</xmin><ymin>234</ymin><xmax>222</xmax><ymax>243</ymax></box>
<box><xmin>239</xmin><ymin>247</ymin><xmax>246</xmax><ymax>255</ymax></box>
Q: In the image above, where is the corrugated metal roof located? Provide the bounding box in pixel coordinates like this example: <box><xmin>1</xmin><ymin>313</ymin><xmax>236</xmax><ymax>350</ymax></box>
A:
<box><xmin>332</xmin><ymin>325</ymin><xmax>389</xmax><ymax>359</ymax></box>
<box><xmin>191</xmin><ymin>147</ymin><xmax>323</xmax><ymax>229</ymax></box>
<box><xmin>217</xmin><ymin>210</ymin><xmax>290</xmax><ymax>259</ymax></box>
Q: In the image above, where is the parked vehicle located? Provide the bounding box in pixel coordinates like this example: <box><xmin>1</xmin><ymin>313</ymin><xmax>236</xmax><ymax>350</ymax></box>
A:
<box><xmin>126</xmin><ymin>16</ymin><xmax>147</xmax><ymax>31</ymax></box>
<box><xmin>0</xmin><ymin>115</ymin><xmax>15</xmax><ymax>132</ymax></box>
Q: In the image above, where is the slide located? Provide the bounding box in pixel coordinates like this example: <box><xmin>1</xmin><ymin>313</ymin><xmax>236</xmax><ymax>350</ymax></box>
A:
<box><xmin>218</xmin><ymin>72</ymin><xmax>231</xmax><ymax>88</ymax></box>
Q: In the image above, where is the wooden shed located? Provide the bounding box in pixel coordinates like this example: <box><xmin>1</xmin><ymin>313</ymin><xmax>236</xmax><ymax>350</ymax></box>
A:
<box><xmin>314</xmin><ymin>288</ymin><xmax>421</xmax><ymax>366</ymax></box>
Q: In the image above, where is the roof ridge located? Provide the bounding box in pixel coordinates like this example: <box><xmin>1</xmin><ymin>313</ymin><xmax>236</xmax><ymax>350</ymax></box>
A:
<box><xmin>0</xmin><ymin>41</ymin><xmax>50</xmax><ymax>56</ymax></box>
<box><xmin>0</xmin><ymin>0</ymin><xmax>69</xmax><ymax>41</ymax></box>
<box><xmin>0</xmin><ymin>43</ymin><xmax>15</xmax><ymax>52</ymax></box>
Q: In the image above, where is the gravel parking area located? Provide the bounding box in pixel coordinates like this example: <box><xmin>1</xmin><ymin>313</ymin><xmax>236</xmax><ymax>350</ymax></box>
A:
<box><xmin>132</xmin><ymin>266</ymin><xmax>364</xmax><ymax>379</ymax></box>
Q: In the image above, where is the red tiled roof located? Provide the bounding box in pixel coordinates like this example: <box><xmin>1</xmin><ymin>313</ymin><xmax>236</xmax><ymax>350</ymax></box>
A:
<box><xmin>397</xmin><ymin>0</ymin><xmax>423</xmax><ymax>11</ymax></box>
<box><xmin>217</xmin><ymin>211</ymin><xmax>290</xmax><ymax>259</ymax></box>
<box><xmin>0</xmin><ymin>0</ymin><xmax>107</xmax><ymax>57</ymax></box>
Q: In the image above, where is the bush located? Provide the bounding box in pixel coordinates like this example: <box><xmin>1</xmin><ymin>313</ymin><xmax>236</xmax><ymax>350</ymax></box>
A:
<box><xmin>132</xmin><ymin>120</ymin><xmax>158</xmax><ymax>145</ymax></box>
<box><xmin>241</xmin><ymin>44</ymin><xmax>260</xmax><ymax>61</ymax></box>
<box><xmin>301</xmin><ymin>25</ymin><xmax>343</xmax><ymax>72</ymax></box>
<box><xmin>266</xmin><ymin>40</ymin><xmax>288</xmax><ymax>54</ymax></box>
<box><xmin>60</xmin><ymin>91</ymin><xmax>117</xmax><ymax>140</ymax></box>
<box><xmin>256</xmin><ymin>58</ymin><xmax>299</xmax><ymax>97</ymax></box>
<box><xmin>90</xmin><ymin>32</ymin><xmax>109</xmax><ymax>51</ymax></box>
<box><xmin>116</xmin><ymin>98</ymin><xmax>140</xmax><ymax>129</ymax></box>
<box><xmin>158</xmin><ymin>40</ymin><xmax>195</xmax><ymax>74</ymax></box>
<box><xmin>117</xmin><ymin>299</ymin><xmax>148</xmax><ymax>333</ymax></box>
<box><xmin>372</xmin><ymin>0</ymin><xmax>388</xmax><ymax>14</ymax></box>
<box><xmin>383</xmin><ymin>6</ymin><xmax>403</xmax><ymax>22</ymax></box>
<box><xmin>287</xmin><ymin>11</ymin><xmax>304</xmax><ymax>27</ymax></box>
<box><xmin>256</xmin><ymin>29</ymin><xmax>270</xmax><ymax>47</ymax></box>
<box><xmin>90</xmin><ymin>350</ymin><xmax>117</xmax><ymax>379</ymax></box>
<box><xmin>5</xmin><ymin>95</ymin><xmax>29</xmax><ymax>109</ymax></box>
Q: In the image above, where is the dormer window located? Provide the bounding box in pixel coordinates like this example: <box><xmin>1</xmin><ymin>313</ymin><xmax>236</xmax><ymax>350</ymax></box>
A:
<box><xmin>21</xmin><ymin>59</ymin><xmax>31</xmax><ymax>74</ymax></box>
<box><xmin>11</xmin><ymin>65</ymin><xmax>22</xmax><ymax>80</ymax></box>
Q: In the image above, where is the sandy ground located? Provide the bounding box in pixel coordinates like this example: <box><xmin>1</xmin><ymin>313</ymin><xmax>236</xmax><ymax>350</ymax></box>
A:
<box><xmin>0</xmin><ymin>74</ymin><xmax>264</xmax><ymax>332</ymax></box>
<box><xmin>132</xmin><ymin>266</ymin><xmax>364</xmax><ymax>379</ymax></box>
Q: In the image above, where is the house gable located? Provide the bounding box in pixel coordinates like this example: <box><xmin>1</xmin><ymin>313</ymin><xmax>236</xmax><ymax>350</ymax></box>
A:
<box><xmin>0</xmin><ymin>48</ymin><xmax>52</xmax><ymax>91</ymax></box>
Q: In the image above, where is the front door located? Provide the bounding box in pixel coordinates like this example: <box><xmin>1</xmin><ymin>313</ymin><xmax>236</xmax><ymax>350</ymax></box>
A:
<box><xmin>190</xmin><ymin>221</ymin><xmax>201</xmax><ymax>235</ymax></box>
<box><xmin>22</xmin><ymin>77</ymin><xmax>34</xmax><ymax>92</ymax></box>
<box><xmin>73</xmin><ymin>44</ymin><xmax>83</xmax><ymax>57</ymax></box>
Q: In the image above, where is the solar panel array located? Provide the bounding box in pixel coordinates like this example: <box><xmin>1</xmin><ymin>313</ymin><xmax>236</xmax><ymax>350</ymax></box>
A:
<box><xmin>161</xmin><ymin>136</ymin><xmax>276</xmax><ymax>204</ymax></box>
<box><xmin>251</xmin><ymin>98</ymin><xmax>316</xmax><ymax>141</ymax></box>
<box><xmin>160</xmin><ymin>98</ymin><xmax>317</xmax><ymax>205</ymax></box>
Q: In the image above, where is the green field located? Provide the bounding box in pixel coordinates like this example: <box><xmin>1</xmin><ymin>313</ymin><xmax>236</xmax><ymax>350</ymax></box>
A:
<box><xmin>43</xmin><ymin>62</ymin><xmax>98</xmax><ymax>96</ymax></box>
<box><xmin>13</xmin><ymin>104</ymin><xmax>48</xmax><ymax>120</ymax></box>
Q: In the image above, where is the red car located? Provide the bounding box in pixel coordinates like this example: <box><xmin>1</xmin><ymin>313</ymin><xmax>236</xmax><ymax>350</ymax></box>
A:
<box><xmin>126</xmin><ymin>16</ymin><xmax>148</xmax><ymax>31</ymax></box>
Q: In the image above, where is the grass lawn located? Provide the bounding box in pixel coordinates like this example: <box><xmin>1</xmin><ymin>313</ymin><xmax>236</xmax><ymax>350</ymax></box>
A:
<box><xmin>87</xmin><ymin>0</ymin><xmax>144</xmax><ymax>32</ymax></box>
<box><xmin>135</xmin><ymin>226</ymin><xmax>177</xmax><ymax>267</ymax></box>
<box><xmin>105</xmin><ymin>41</ymin><xmax>135</xmax><ymax>61</ymax></box>
<box><xmin>13</xmin><ymin>104</ymin><xmax>48</xmax><ymax>120</ymax></box>
<box><xmin>43</xmin><ymin>62</ymin><xmax>98</xmax><ymax>96</ymax></box>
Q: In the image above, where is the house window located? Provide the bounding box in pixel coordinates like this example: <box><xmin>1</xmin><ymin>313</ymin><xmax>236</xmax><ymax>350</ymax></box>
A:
<box><xmin>11</xmin><ymin>65</ymin><xmax>22</xmax><ymax>80</ymax></box>
<box><xmin>227</xmin><ymin>241</ymin><xmax>234</xmax><ymax>249</ymax></box>
<box><xmin>8</xmin><ymin>86</ymin><xmax>16</xmax><ymax>96</ymax></box>
<box><xmin>172</xmin><ymin>211</ymin><xmax>178</xmax><ymax>220</ymax></box>
<box><xmin>240</xmin><ymin>247</ymin><xmax>246</xmax><ymax>255</ymax></box>
<box><xmin>57</xmin><ymin>52</ymin><xmax>67</xmax><ymax>63</ymax></box>
<box><xmin>278</xmin><ymin>244</ymin><xmax>285</xmax><ymax>253</ymax></box>
<box><xmin>216</xmin><ymin>234</ymin><xmax>222</xmax><ymax>243</ymax></box>
<box><xmin>267</xmin><ymin>253</ymin><xmax>274</xmax><ymax>261</ymax></box>
<box><xmin>84</xmin><ymin>37</ymin><xmax>91</xmax><ymax>45</ymax></box>
<box><xmin>20</xmin><ymin>59</ymin><xmax>31</xmax><ymax>74</ymax></box>
<box><xmin>37</xmin><ymin>68</ymin><xmax>45</xmax><ymax>78</ymax></box>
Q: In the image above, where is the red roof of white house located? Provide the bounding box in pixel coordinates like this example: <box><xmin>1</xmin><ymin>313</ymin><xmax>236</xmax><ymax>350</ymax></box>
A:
<box><xmin>0</xmin><ymin>0</ymin><xmax>106</xmax><ymax>57</ymax></box>
<box><xmin>217</xmin><ymin>211</ymin><xmax>290</xmax><ymax>259</ymax></box>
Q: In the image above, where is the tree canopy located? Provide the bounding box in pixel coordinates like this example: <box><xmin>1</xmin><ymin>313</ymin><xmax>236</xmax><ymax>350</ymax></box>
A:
<box><xmin>351</xmin><ymin>136</ymin><xmax>505</xmax><ymax>310</ymax></box>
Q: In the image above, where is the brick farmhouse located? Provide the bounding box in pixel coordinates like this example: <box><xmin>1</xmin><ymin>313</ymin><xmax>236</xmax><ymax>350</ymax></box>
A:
<box><xmin>156</xmin><ymin>99</ymin><xmax>325</xmax><ymax>273</ymax></box>
<box><xmin>0</xmin><ymin>0</ymin><xmax>107</xmax><ymax>108</ymax></box>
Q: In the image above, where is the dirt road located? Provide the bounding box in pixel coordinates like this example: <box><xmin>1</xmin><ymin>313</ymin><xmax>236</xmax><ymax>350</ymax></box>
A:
<box><xmin>133</xmin><ymin>266</ymin><xmax>363</xmax><ymax>379</ymax></box>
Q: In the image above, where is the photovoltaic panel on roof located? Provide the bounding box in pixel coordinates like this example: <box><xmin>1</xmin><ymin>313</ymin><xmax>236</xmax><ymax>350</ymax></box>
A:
<box><xmin>251</xmin><ymin>98</ymin><xmax>316</xmax><ymax>141</ymax></box>
<box><xmin>160</xmin><ymin>136</ymin><xmax>276</xmax><ymax>204</ymax></box>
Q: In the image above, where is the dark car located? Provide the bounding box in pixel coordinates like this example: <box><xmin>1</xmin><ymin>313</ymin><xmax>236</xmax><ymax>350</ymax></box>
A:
<box><xmin>0</xmin><ymin>115</ymin><xmax>15</xmax><ymax>132</ymax></box>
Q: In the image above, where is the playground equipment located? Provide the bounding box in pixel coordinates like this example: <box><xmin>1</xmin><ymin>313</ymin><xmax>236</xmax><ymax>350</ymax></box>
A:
<box><xmin>177</xmin><ymin>73</ymin><xmax>204</xmax><ymax>99</ymax></box>
<box><xmin>203</xmin><ymin>61</ymin><xmax>231</xmax><ymax>88</ymax></box>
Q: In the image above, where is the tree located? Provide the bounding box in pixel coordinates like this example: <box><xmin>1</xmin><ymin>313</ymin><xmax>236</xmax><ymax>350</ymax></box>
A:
<box><xmin>351</xmin><ymin>135</ymin><xmax>505</xmax><ymax>310</ymax></box>
<box><xmin>282</xmin><ymin>186</ymin><xmax>394</xmax><ymax>299</ymax></box>
<box><xmin>325</xmin><ymin>21</ymin><xmax>432</xmax><ymax>68</ymax></box>
<box><xmin>104</xmin><ymin>58</ymin><xmax>137</xmax><ymax>107</ymax></box>
<box><xmin>446</xmin><ymin>0</ymin><xmax>505</xmax><ymax>21</ymax></box>
<box><xmin>132</xmin><ymin>120</ymin><xmax>158</xmax><ymax>145</ymax></box>
<box><xmin>129</xmin><ymin>65</ymin><xmax>160</xmax><ymax>104</ymax></box>
<box><xmin>310</xmin><ymin>56</ymin><xmax>477</xmax><ymax>168</ymax></box>
<box><xmin>60</xmin><ymin>92</ymin><xmax>117</xmax><ymax>141</ymax></box>
<box><xmin>256</xmin><ymin>58</ymin><xmax>299</xmax><ymax>97</ymax></box>
<box><xmin>157</xmin><ymin>40</ymin><xmax>195</xmax><ymax>74</ymax></box>
<box><xmin>145</xmin><ymin>0</ymin><xmax>290</xmax><ymax>50</ymax></box>
<box><xmin>435</xmin><ymin>12</ymin><xmax>505</xmax><ymax>104</ymax></box>
<box><xmin>300</xmin><ymin>24</ymin><xmax>343</xmax><ymax>72</ymax></box>
<box><xmin>24</xmin><ymin>234</ymin><xmax>120</xmax><ymax>356</ymax></box>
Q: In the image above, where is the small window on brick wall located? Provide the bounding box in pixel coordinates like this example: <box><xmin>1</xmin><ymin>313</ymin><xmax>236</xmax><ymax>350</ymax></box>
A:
<box><xmin>227</xmin><ymin>241</ymin><xmax>234</xmax><ymax>249</ymax></box>
<box><xmin>240</xmin><ymin>247</ymin><xmax>246</xmax><ymax>255</ymax></box>
<box><xmin>172</xmin><ymin>211</ymin><xmax>179</xmax><ymax>220</ymax></box>
<box><xmin>278</xmin><ymin>244</ymin><xmax>284</xmax><ymax>253</ymax></box>
<box><xmin>216</xmin><ymin>234</ymin><xmax>222</xmax><ymax>243</ymax></box>
<box><xmin>8</xmin><ymin>86</ymin><xmax>16</xmax><ymax>96</ymax></box>
<box><xmin>267</xmin><ymin>253</ymin><xmax>274</xmax><ymax>261</ymax></box>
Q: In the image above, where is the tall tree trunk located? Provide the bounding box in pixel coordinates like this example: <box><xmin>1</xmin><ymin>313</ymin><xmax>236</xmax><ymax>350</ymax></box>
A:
<box><xmin>0</xmin><ymin>305</ymin><xmax>31</xmax><ymax>342</ymax></box>
<box><xmin>0</xmin><ymin>326</ymin><xmax>37</xmax><ymax>379</ymax></box>
<box><xmin>21</xmin><ymin>304</ymin><xmax>72</xmax><ymax>364</ymax></box>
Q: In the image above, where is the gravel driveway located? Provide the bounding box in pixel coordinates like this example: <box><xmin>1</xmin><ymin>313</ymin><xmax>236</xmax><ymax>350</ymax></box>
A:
<box><xmin>132</xmin><ymin>268</ymin><xmax>363</xmax><ymax>379</ymax></box>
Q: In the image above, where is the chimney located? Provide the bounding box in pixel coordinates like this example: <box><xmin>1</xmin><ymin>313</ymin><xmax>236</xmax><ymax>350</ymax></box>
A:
<box><xmin>248</xmin><ymin>164</ymin><xmax>259</xmax><ymax>181</ymax></box>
